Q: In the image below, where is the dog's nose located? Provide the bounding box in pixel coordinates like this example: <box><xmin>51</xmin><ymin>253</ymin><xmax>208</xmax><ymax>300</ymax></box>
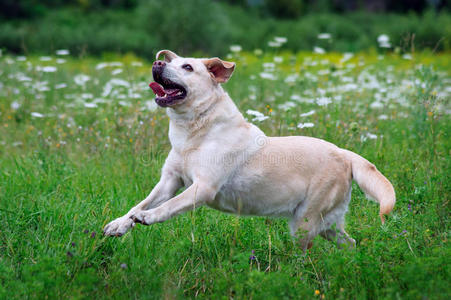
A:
<box><xmin>153</xmin><ymin>60</ymin><xmax>166</xmax><ymax>67</ymax></box>
<box><xmin>152</xmin><ymin>60</ymin><xmax>166</xmax><ymax>82</ymax></box>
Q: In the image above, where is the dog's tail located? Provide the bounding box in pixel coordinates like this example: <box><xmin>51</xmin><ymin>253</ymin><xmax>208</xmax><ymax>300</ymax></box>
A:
<box><xmin>343</xmin><ymin>149</ymin><xmax>395</xmax><ymax>224</ymax></box>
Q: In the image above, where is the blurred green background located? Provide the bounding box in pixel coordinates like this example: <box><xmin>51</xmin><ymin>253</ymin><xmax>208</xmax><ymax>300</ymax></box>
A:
<box><xmin>1</xmin><ymin>0</ymin><xmax>450</xmax><ymax>57</ymax></box>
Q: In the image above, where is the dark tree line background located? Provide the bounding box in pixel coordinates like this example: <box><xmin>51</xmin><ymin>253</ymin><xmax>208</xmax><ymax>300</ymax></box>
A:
<box><xmin>1</xmin><ymin>0</ymin><xmax>448</xmax><ymax>19</ymax></box>
<box><xmin>0</xmin><ymin>0</ymin><xmax>449</xmax><ymax>57</ymax></box>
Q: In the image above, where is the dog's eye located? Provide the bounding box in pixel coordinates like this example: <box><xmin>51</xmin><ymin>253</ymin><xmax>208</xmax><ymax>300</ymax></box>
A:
<box><xmin>182</xmin><ymin>64</ymin><xmax>193</xmax><ymax>72</ymax></box>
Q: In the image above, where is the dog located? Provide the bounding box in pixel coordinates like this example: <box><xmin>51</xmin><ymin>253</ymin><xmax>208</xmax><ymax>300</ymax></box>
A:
<box><xmin>103</xmin><ymin>50</ymin><xmax>395</xmax><ymax>250</ymax></box>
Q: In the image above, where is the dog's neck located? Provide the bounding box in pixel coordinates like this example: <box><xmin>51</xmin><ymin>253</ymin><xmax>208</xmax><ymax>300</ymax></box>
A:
<box><xmin>168</xmin><ymin>87</ymin><xmax>242</xmax><ymax>126</ymax></box>
<box><xmin>166</xmin><ymin>87</ymin><xmax>248</xmax><ymax>149</ymax></box>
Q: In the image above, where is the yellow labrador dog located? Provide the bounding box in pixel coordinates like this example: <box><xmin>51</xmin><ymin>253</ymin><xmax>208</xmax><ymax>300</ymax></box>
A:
<box><xmin>104</xmin><ymin>50</ymin><xmax>395</xmax><ymax>250</ymax></box>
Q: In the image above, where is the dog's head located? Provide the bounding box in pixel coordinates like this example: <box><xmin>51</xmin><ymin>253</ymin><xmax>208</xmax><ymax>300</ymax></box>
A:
<box><xmin>149</xmin><ymin>50</ymin><xmax>235</xmax><ymax>108</ymax></box>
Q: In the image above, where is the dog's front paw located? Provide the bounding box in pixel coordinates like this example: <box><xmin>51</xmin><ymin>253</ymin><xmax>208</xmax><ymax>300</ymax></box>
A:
<box><xmin>103</xmin><ymin>216</ymin><xmax>135</xmax><ymax>236</ymax></box>
<box><xmin>130</xmin><ymin>211</ymin><xmax>152</xmax><ymax>225</ymax></box>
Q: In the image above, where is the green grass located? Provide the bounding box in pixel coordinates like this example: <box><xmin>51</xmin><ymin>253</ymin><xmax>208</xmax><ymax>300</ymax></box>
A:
<box><xmin>0</xmin><ymin>49</ymin><xmax>450</xmax><ymax>299</ymax></box>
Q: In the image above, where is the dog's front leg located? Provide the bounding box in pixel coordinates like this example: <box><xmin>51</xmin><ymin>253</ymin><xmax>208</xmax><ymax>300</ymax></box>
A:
<box><xmin>103</xmin><ymin>174</ymin><xmax>182</xmax><ymax>236</ymax></box>
<box><xmin>130</xmin><ymin>182</ymin><xmax>215</xmax><ymax>226</ymax></box>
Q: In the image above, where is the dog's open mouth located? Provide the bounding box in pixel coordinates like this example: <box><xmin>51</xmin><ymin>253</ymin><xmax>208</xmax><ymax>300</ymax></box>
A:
<box><xmin>149</xmin><ymin>80</ymin><xmax>187</xmax><ymax>107</ymax></box>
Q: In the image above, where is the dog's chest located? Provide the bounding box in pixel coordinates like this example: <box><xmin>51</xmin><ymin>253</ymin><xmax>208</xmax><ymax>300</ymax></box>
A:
<box><xmin>168</xmin><ymin>123</ymin><xmax>189</xmax><ymax>152</ymax></box>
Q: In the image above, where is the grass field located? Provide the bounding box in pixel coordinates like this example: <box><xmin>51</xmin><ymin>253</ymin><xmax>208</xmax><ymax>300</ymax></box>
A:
<box><xmin>0</xmin><ymin>49</ymin><xmax>450</xmax><ymax>299</ymax></box>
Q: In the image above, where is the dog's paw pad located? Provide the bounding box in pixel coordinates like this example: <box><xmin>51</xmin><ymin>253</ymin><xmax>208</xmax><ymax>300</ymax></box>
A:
<box><xmin>103</xmin><ymin>217</ymin><xmax>134</xmax><ymax>236</ymax></box>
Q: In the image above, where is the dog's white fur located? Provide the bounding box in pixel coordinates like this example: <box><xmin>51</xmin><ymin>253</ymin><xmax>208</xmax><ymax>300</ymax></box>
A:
<box><xmin>104</xmin><ymin>50</ymin><xmax>395</xmax><ymax>249</ymax></box>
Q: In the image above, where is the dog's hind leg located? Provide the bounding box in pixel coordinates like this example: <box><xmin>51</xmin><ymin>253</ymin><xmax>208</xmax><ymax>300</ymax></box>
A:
<box><xmin>319</xmin><ymin>224</ymin><xmax>356</xmax><ymax>249</ymax></box>
<box><xmin>318</xmin><ymin>190</ymin><xmax>355</xmax><ymax>249</ymax></box>
<box><xmin>290</xmin><ymin>214</ymin><xmax>320</xmax><ymax>251</ymax></box>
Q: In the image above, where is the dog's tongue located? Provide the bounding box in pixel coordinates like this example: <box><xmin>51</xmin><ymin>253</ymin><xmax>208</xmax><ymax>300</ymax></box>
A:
<box><xmin>149</xmin><ymin>82</ymin><xmax>165</xmax><ymax>97</ymax></box>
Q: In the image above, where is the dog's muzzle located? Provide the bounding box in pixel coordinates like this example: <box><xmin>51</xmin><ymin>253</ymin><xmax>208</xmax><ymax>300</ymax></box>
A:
<box><xmin>152</xmin><ymin>60</ymin><xmax>166</xmax><ymax>83</ymax></box>
<box><xmin>149</xmin><ymin>60</ymin><xmax>187</xmax><ymax>107</ymax></box>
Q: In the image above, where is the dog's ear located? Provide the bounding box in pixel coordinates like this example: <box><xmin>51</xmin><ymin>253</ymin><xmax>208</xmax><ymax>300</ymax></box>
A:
<box><xmin>203</xmin><ymin>58</ymin><xmax>235</xmax><ymax>83</ymax></box>
<box><xmin>156</xmin><ymin>50</ymin><xmax>179</xmax><ymax>62</ymax></box>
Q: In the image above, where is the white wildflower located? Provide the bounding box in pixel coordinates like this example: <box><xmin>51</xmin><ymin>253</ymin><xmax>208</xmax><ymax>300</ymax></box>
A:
<box><xmin>316</xmin><ymin>97</ymin><xmax>332</xmax><ymax>106</ymax></box>
<box><xmin>93</xmin><ymin>98</ymin><xmax>107</xmax><ymax>104</ymax></box>
<box><xmin>96</xmin><ymin>62</ymin><xmax>109</xmax><ymax>70</ymax></box>
<box><xmin>84</xmin><ymin>102</ymin><xmax>97</xmax><ymax>108</ymax></box>
<box><xmin>102</xmin><ymin>78</ymin><xmax>130</xmax><ymax>97</ymax></box>
<box><xmin>56</xmin><ymin>49</ymin><xmax>70</xmax><ymax>55</ymax></box>
<box><xmin>341</xmin><ymin>53</ymin><xmax>354</xmax><ymax>63</ymax></box>
<box><xmin>131</xmin><ymin>61</ymin><xmax>143</xmax><ymax>67</ymax></box>
<box><xmin>263</xmin><ymin>62</ymin><xmax>275</xmax><ymax>70</ymax></box>
<box><xmin>111</xmin><ymin>68</ymin><xmax>123</xmax><ymax>75</ymax></box>
<box><xmin>97</xmin><ymin>61</ymin><xmax>123</xmax><ymax>69</ymax></box>
<box><xmin>284</xmin><ymin>74</ymin><xmax>298</xmax><ymax>84</ymax></box>
<box><xmin>305</xmin><ymin>60</ymin><xmax>318</xmax><ymax>66</ymax></box>
<box><xmin>377</xmin><ymin>34</ymin><xmax>389</xmax><ymax>44</ymax></box>
<box><xmin>377</xmin><ymin>34</ymin><xmax>391</xmax><ymax>48</ymax></box>
<box><xmin>300</xmin><ymin>110</ymin><xmax>315</xmax><ymax>117</ymax></box>
<box><xmin>11</xmin><ymin>101</ymin><xmax>21</xmax><ymax>110</ymax></box>
<box><xmin>341</xmin><ymin>83</ymin><xmax>358</xmax><ymax>91</ymax></box>
<box><xmin>230</xmin><ymin>45</ymin><xmax>242</xmax><ymax>53</ymax></box>
<box><xmin>40</xmin><ymin>56</ymin><xmax>52</xmax><ymax>61</ymax></box>
<box><xmin>361</xmin><ymin>132</ymin><xmax>378</xmax><ymax>142</ymax></box>
<box><xmin>42</xmin><ymin>66</ymin><xmax>57</xmax><ymax>73</ymax></box>
<box><xmin>370</xmin><ymin>101</ymin><xmax>384</xmax><ymax>109</ymax></box>
<box><xmin>81</xmin><ymin>93</ymin><xmax>93</xmax><ymax>99</ymax></box>
<box><xmin>35</xmin><ymin>81</ymin><xmax>50</xmax><ymax>92</ymax></box>
<box><xmin>254</xmin><ymin>49</ymin><xmax>263</xmax><ymax>56</ymax></box>
<box><xmin>402</xmin><ymin>54</ymin><xmax>413</xmax><ymax>60</ymax></box>
<box><xmin>246</xmin><ymin>109</ymin><xmax>268</xmax><ymax>122</ymax></box>
<box><xmin>297</xmin><ymin>122</ymin><xmax>315</xmax><ymax>129</ymax></box>
<box><xmin>313</xmin><ymin>47</ymin><xmax>325</xmax><ymax>54</ymax></box>
<box><xmin>318</xmin><ymin>33</ymin><xmax>331</xmax><ymax>39</ymax></box>
<box><xmin>17</xmin><ymin>73</ymin><xmax>32</xmax><ymax>82</ymax></box>
<box><xmin>268</xmin><ymin>41</ymin><xmax>281</xmax><ymax>48</ymax></box>
<box><xmin>278</xmin><ymin>102</ymin><xmax>296</xmax><ymax>111</ymax></box>
<box><xmin>31</xmin><ymin>112</ymin><xmax>44</xmax><ymax>118</ymax></box>
<box><xmin>290</xmin><ymin>94</ymin><xmax>302</xmax><ymax>101</ymax></box>
<box><xmin>334</xmin><ymin>95</ymin><xmax>343</xmax><ymax>102</ymax></box>
<box><xmin>274</xmin><ymin>36</ymin><xmax>287</xmax><ymax>44</ymax></box>
<box><xmin>274</xmin><ymin>56</ymin><xmax>283</xmax><ymax>63</ymax></box>
<box><xmin>109</xmin><ymin>78</ymin><xmax>130</xmax><ymax>87</ymax></box>
<box><xmin>74</xmin><ymin>74</ymin><xmax>91</xmax><ymax>86</ymax></box>
<box><xmin>118</xmin><ymin>101</ymin><xmax>130</xmax><ymax>107</ymax></box>
<box><xmin>259</xmin><ymin>72</ymin><xmax>276</xmax><ymax>80</ymax></box>
<box><xmin>55</xmin><ymin>83</ymin><xmax>67</xmax><ymax>89</ymax></box>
